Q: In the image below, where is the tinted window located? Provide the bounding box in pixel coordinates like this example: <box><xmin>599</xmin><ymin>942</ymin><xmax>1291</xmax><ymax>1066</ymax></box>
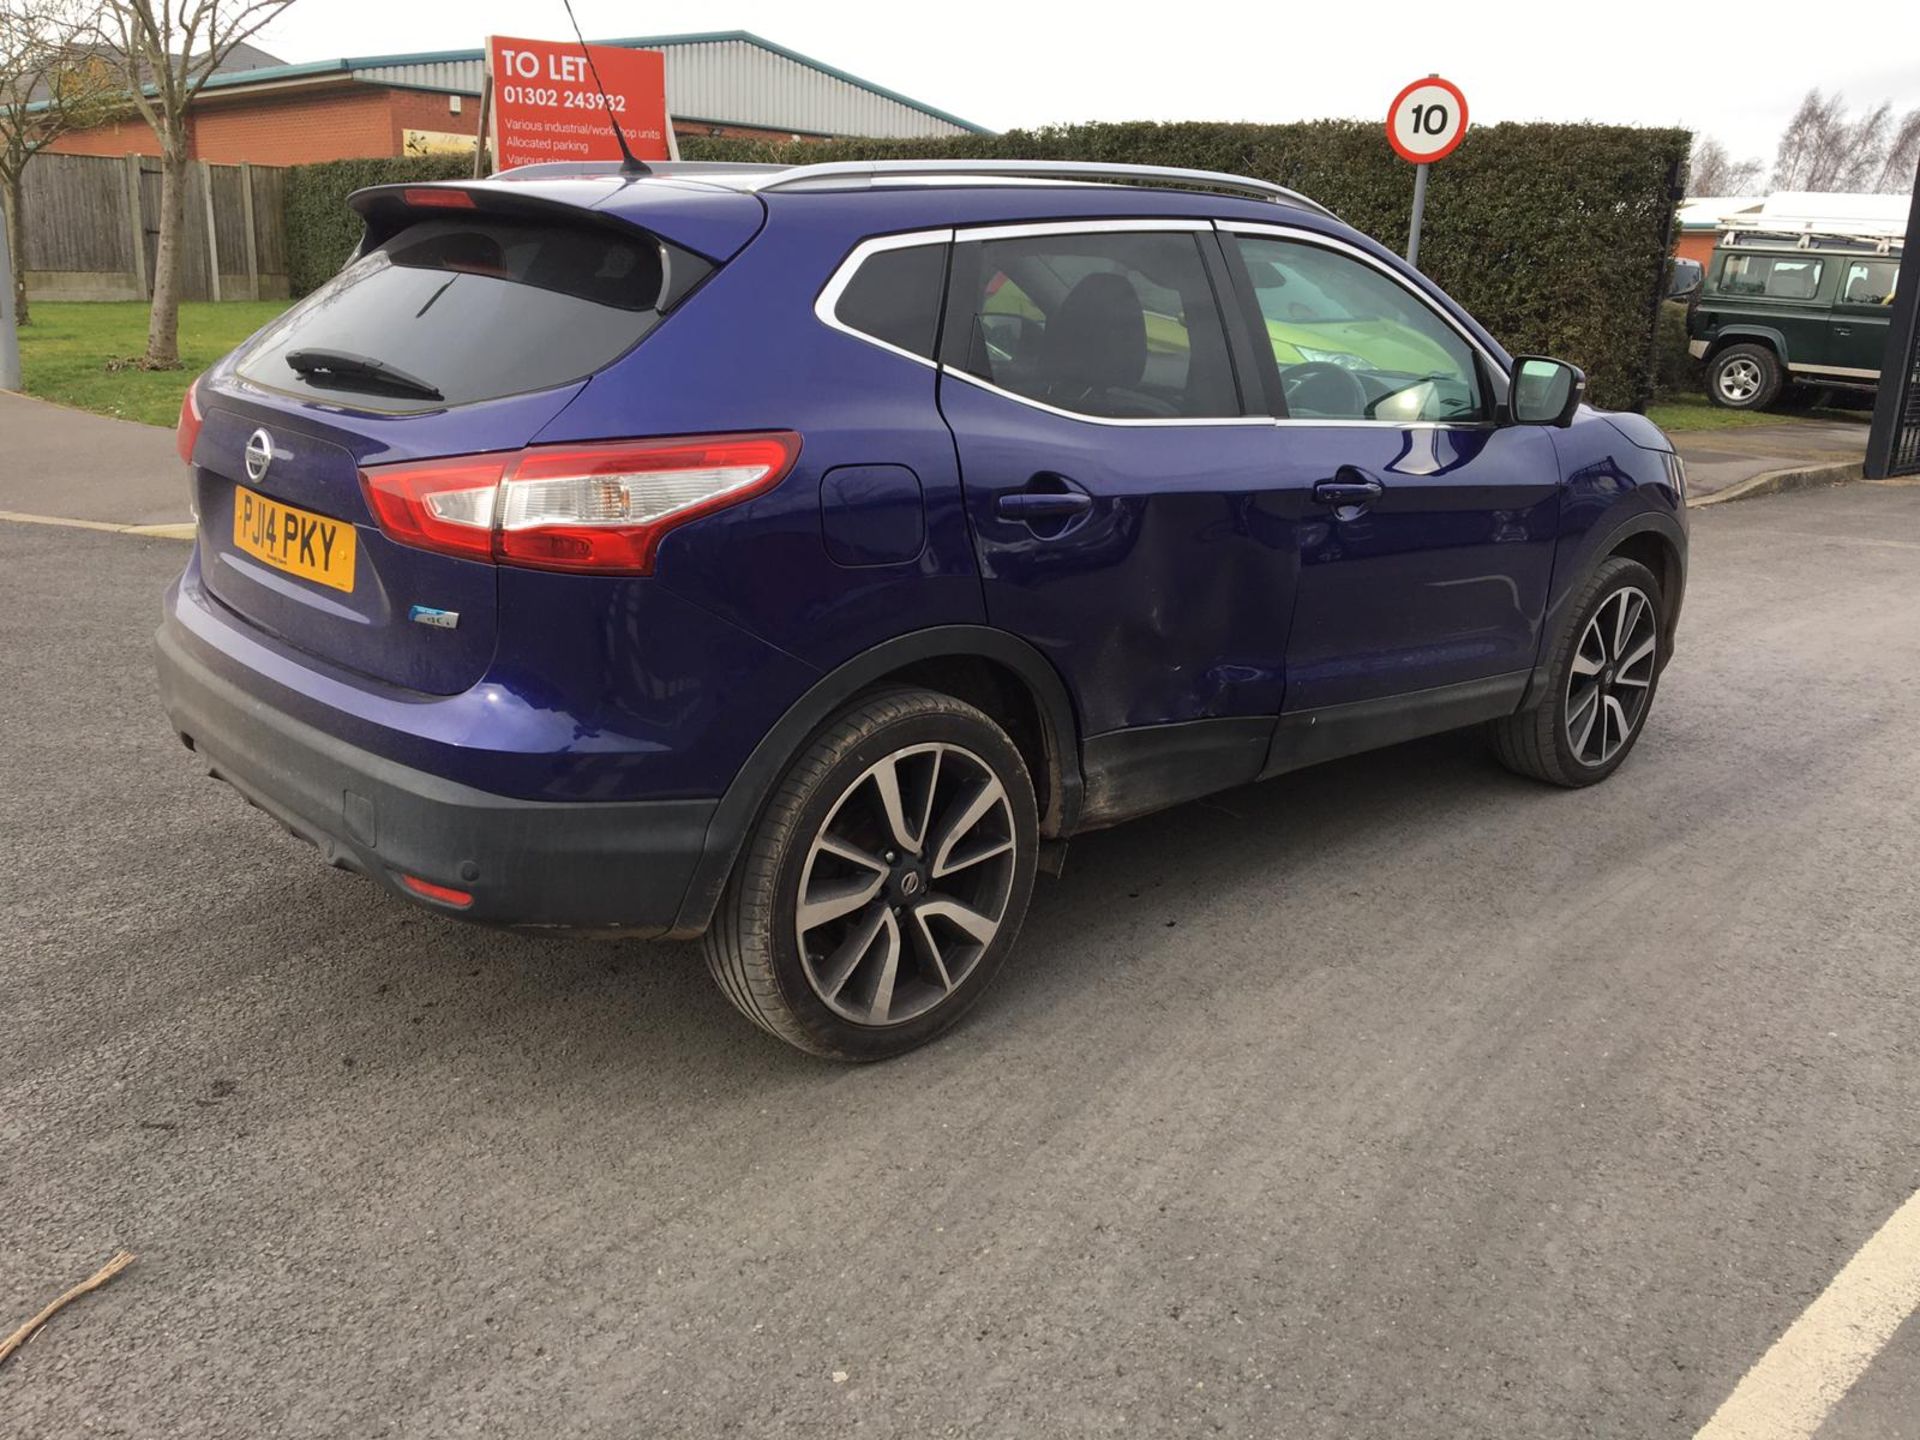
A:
<box><xmin>1232</xmin><ymin>234</ymin><xmax>1485</xmax><ymax>422</ymax></box>
<box><xmin>238</xmin><ymin>217</ymin><xmax>692</xmax><ymax>413</ymax></box>
<box><xmin>1840</xmin><ymin>260</ymin><xmax>1898</xmax><ymax>306</ymax></box>
<box><xmin>1717</xmin><ymin>253</ymin><xmax>1825</xmax><ymax>301</ymax></box>
<box><xmin>948</xmin><ymin>231</ymin><xmax>1240</xmax><ymax>420</ymax></box>
<box><xmin>834</xmin><ymin>242</ymin><xmax>946</xmax><ymax>357</ymax></box>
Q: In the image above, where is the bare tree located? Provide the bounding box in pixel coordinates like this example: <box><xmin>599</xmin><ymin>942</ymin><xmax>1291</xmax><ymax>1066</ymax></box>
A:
<box><xmin>0</xmin><ymin>0</ymin><xmax>117</xmax><ymax>325</ymax></box>
<box><xmin>1688</xmin><ymin>137</ymin><xmax>1765</xmax><ymax>196</ymax></box>
<box><xmin>1772</xmin><ymin>89</ymin><xmax>1919</xmax><ymax>194</ymax></box>
<box><xmin>1872</xmin><ymin>108</ymin><xmax>1920</xmax><ymax>194</ymax></box>
<box><xmin>101</xmin><ymin>0</ymin><xmax>294</xmax><ymax>368</ymax></box>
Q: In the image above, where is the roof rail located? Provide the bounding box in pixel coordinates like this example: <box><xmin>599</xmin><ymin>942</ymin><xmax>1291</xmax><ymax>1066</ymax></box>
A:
<box><xmin>751</xmin><ymin>159</ymin><xmax>1336</xmax><ymax>218</ymax></box>
<box><xmin>489</xmin><ymin>160</ymin><xmax>791</xmax><ymax>181</ymax></box>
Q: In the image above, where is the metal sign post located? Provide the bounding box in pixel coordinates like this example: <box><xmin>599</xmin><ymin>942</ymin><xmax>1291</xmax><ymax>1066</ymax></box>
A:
<box><xmin>1387</xmin><ymin>75</ymin><xmax>1469</xmax><ymax>270</ymax></box>
<box><xmin>0</xmin><ymin>189</ymin><xmax>20</xmax><ymax>393</ymax></box>
<box><xmin>1407</xmin><ymin>163</ymin><xmax>1431</xmax><ymax>270</ymax></box>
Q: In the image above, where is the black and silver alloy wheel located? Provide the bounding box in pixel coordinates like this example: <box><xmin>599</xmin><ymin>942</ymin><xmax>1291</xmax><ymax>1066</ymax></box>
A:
<box><xmin>1487</xmin><ymin>555</ymin><xmax>1666</xmax><ymax>788</ymax></box>
<box><xmin>704</xmin><ymin>687</ymin><xmax>1039</xmax><ymax>1060</ymax></box>
<box><xmin>795</xmin><ymin>742</ymin><xmax>1017</xmax><ymax>1027</ymax></box>
<box><xmin>1564</xmin><ymin>586</ymin><xmax>1658</xmax><ymax>768</ymax></box>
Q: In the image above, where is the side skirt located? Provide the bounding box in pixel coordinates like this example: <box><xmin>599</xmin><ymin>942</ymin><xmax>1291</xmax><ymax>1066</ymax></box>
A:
<box><xmin>1262</xmin><ymin>671</ymin><xmax>1530</xmax><ymax>780</ymax></box>
<box><xmin>1070</xmin><ymin>671</ymin><xmax>1532</xmax><ymax>833</ymax></box>
<box><xmin>1076</xmin><ymin>717</ymin><xmax>1274</xmax><ymax>832</ymax></box>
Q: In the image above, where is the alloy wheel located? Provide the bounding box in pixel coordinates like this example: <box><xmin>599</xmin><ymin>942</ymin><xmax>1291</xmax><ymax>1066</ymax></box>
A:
<box><xmin>1565</xmin><ymin>586</ymin><xmax>1658</xmax><ymax>767</ymax></box>
<box><xmin>1718</xmin><ymin>357</ymin><xmax>1762</xmax><ymax>403</ymax></box>
<box><xmin>794</xmin><ymin>743</ymin><xmax>1018</xmax><ymax>1027</ymax></box>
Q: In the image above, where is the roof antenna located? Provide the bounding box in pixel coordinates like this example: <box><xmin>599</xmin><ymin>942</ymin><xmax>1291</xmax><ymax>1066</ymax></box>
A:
<box><xmin>559</xmin><ymin>0</ymin><xmax>650</xmax><ymax>177</ymax></box>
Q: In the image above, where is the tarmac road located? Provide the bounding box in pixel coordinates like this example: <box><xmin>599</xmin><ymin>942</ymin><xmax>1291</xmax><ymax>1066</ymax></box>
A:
<box><xmin>4</xmin><ymin>480</ymin><xmax>1919</xmax><ymax>1438</ymax></box>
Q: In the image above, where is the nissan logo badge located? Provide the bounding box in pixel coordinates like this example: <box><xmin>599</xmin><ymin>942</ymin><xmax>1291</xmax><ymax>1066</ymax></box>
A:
<box><xmin>244</xmin><ymin>428</ymin><xmax>274</xmax><ymax>484</ymax></box>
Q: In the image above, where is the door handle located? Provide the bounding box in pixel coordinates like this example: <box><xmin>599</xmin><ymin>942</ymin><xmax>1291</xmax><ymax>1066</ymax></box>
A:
<box><xmin>1312</xmin><ymin>469</ymin><xmax>1385</xmax><ymax>507</ymax></box>
<box><xmin>997</xmin><ymin>475</ymin><xmax>1094</xmax><ymax>522</ymax></box>
<box><xmin>1834</xmin><ymin>325</ymin><xmax>1852</xmax><ymax>336</ymax></box>
<box><xmin>997</xmin><ymin>492</ymin><xmax>1093</xmax><ymax>519</ymax></box>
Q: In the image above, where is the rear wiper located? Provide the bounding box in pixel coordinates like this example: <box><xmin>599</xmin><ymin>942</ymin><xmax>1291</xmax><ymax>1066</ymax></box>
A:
<box><xmin>284</xmin><ymin>348</ymin><xmax>444</xmax><ymax>401</ymax></box>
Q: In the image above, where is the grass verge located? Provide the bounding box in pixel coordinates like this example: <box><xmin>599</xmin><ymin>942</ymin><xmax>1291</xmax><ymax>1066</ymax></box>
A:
<box><xmin>15</xmin><ymin>300</ymin><xmax>290</xmax><ymax>428</ymax></box>
<box><xmin>1645</xmin><ymin>391</ymin><xmax>1871</xmax><ymax>434</ymax></box>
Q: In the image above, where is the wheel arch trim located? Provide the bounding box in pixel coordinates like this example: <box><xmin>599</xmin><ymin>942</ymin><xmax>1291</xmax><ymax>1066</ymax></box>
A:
<box><xmin>1519</xmin><ymin>510</ymin><xmax>1688</xmax><ymax>712</ymax></box>
<box><xmin>671</xmin><ymin>626</ymin><xmax>1084</xmax><ymax>936</ymax></box>
<box><xmin>1706</xmin><ymin>326</ymin><xmax>1790</xmax><ymax>367</ymax></box>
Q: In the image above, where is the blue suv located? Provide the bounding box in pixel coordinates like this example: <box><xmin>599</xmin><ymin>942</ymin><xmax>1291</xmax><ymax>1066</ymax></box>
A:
<box><xmin>156</xmin><ymin>159</ymin><xmax>1688</xmax><ymax>1059</ymax></box>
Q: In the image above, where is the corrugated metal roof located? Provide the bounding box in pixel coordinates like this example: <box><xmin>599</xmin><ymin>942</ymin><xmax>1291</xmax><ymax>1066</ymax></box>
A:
<box><xmin>209</xmin><ymin>31</ymin><xmax>986</xmax><ymax>138</ymax></box>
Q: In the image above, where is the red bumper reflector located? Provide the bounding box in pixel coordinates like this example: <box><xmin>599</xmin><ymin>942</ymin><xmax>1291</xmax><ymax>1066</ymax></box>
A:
<box><xmin>399</xmin><ymin>874</ymin><xmax>473</xmax><ymax>907</ymax></box>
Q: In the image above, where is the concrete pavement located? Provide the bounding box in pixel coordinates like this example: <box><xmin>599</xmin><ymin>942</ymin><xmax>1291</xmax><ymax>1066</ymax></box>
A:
<box><xmin>4</xmin><ymin>482</ymin><xmax>1920</xmax><ymax>1436</ymax></box>
<box><xmin>0</xmin><ymin>390</ymin><xmax>186</xmax><ymax>527</ymax></box>
<box><xmin>1673</xmin><ymin>419</ymin><xmax>1869</xmax><ymax>502</ymax></box>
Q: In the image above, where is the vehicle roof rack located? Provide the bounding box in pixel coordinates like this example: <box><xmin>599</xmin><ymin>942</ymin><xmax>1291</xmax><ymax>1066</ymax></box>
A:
<box><xmin>747</xmin><ymin>159</ymin><xmax>1337</xmax><ymax>218</ymax></box>
<box><xmin>1720</xmin><ymin>225</ymin><xmax>1902</xmax><ymax>254</ymax></box>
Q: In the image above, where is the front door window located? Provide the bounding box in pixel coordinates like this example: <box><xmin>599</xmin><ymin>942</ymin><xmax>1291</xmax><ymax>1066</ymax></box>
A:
<box><xmin>1231</xmin><ymin>234</ymin><xmax>1486</xmax><ymax>423</ymax></box>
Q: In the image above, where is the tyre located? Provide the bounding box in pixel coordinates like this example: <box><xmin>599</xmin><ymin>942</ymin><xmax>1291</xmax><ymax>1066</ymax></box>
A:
<box><xmin>1488</xmin><ymin>557</ymin><xmax>1664</xmax><ymax>788</ymax></box>
<box><xmin>1706</xmin><ymin>343</ymin><xmax>1782</xmax><ymax>409</ymax></box>
<box><xmin>703</xmin><ymin>687</ymin><xmax>1039</xmax><ymax>1060</ymax></box>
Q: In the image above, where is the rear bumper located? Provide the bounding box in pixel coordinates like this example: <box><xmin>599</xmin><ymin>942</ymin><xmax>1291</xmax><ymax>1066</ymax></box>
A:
<box><xmin>155</xmin><ymin>618</ymin><xmax>716</xmax><ymax>935</ymax></box>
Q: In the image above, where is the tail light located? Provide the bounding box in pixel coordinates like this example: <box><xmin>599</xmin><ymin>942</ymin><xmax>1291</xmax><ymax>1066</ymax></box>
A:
<box><xmin>176</xmin><ymin>379</ymin><xmax>204</xmax><ymax>464</ymax></box>
<box><xmin>360</xmin><ymin>432</ymin><xmax>801</xmax><ymax>576</ymax></box>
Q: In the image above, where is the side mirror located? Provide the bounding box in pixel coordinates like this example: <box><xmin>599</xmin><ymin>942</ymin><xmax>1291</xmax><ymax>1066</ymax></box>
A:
<box><xmin>1665</xmin><ymin>257</ymin><xmax>1703</xmax><ymax>301</ymax></box>
<box><xmin>1509</xmin><ymin>356</ymin><xmax>1586</xmax><ymax>427</ymax></box>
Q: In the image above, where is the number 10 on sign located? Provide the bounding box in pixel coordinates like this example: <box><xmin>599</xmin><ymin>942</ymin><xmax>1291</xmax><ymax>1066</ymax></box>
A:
<box><xmin>1387</xmin><ymin>76</ymin><xmax>1469</xmax><ymax>268</ymax></box>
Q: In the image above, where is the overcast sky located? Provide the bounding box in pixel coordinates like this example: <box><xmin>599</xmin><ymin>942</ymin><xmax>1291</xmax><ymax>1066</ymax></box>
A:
<box><xmin>255</xmin><ymin>0</ymin><xmax>1920</xmax><ymax>167</ymax></box>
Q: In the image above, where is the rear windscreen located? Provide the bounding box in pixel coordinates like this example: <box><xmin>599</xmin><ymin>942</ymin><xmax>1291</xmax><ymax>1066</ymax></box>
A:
<box><xmin>237</xmin><ymin>216</ymin><xmax>700</xmax><ymax>412</ymax></box>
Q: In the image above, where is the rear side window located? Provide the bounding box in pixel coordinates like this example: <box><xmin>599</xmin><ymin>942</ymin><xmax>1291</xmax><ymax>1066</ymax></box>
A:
<box><xmin>1840</xmin><ymin>260</ymin><xmax>1898</xmax><ymax>306</ymax></box>
<box><xmin>832</xmin><ymin>242</ymin><xmax>946</xmax><ymax>358</ymax></box>
<box><xmin>945</xmin><ymin>230</ymin><xmax>1240</xmax><ymax>420</ymax></box>
<box><xmin>1715</xmin><ymin>253</ymin><xmax>1825</xmax><ymax>301</ymax></box>
<box><xmin>238</xmin><ymin>216</ymin><xmax>705</xmax><ymax>412</ymax></box>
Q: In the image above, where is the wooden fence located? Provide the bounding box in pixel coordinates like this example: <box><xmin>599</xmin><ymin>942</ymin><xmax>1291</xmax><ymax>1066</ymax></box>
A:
<box><xmin>17</xmin><ymin>152</ymin><xmax>289</xmax><ymax>303</ymax></box>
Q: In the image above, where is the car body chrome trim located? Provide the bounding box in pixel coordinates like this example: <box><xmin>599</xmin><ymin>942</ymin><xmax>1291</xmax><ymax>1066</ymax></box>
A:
<box><xmin>956</xmin><ymin>217</ymin><xmax>1211</xmax><ymax>243</ymax></box>
<box><xmin>815</xmin><ymin>220</ymin><xmax>1514</xmax><ymax>430</ymax></box>
<box><xmin>937</xmin><ymin>365</ymin><xmax>1271</xmax><ymax>428</ymax></box>
<box><xmin>1787</xmin><ymin>361</ymin><xmax>1879</xmax><ymax>378</ymax></box>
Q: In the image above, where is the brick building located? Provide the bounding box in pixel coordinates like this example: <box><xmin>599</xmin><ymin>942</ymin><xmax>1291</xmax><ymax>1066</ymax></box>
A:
<box><xmin>48</xmin><ymin>30</ymin><xmax>986</xmax><ymax>166</ymax></box>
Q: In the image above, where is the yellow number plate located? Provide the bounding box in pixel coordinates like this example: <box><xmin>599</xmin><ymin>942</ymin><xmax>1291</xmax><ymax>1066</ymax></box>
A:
<box><xmin>232</xmin><ymin>484</ymin><xmax>357</xmax><ymax>594</ymax></box>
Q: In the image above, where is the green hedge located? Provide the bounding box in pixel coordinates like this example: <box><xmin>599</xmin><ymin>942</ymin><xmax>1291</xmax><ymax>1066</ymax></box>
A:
<box><xmin>680</xmin><ymin>122</ymin><xmax>1688</xmax><ymax>410</ymax></box>
<box><xmin>285</xmin><ymin>154</ymin><xmax>476</xmax><ymax>295</ymax></box>
<box><xmin>286</xmin><ymin>121</ymin><xmax>1687</xmax><ymax>409</ymax></box>
<box><xmin>1652</xmin><ymin>300</ymin><xmax>1699</xmax><ymax>398</ymax></box>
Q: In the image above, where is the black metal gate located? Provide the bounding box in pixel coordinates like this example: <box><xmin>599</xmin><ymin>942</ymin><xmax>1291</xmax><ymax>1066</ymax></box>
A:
<box><xmin>1866</xmin><ymin>159</ymin><xmax>1920</xmax><ymax>479</ymax></box>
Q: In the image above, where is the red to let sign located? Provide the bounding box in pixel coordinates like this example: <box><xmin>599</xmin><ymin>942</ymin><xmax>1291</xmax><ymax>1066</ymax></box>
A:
<box><xmin>486</xmin><ymin>35</ymin><xmax>674</xmax><ymax>170</ymax></box>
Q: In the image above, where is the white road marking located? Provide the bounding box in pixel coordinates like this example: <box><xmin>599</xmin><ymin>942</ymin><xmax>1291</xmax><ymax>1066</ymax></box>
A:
<box><xmin>1695</xmin><ymin>1187</ymin><xmax>1920</xmax><ymax>1439</ymax></box>
<box><xmin>0</xmin><ymin>509</ymin><xmax>194</xmax><ymax>540</ymax></box>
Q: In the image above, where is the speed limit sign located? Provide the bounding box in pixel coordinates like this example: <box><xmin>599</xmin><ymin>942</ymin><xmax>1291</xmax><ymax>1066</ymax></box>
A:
<box><xmin>1387</xmin><ymin>75</ymin><xmax>1468</xmax><ymax>267</ymax></box>
<box><xmin>1387</xmin><ymin>76</ymin><xmax>1469</xmax><ymax>165</ymax></box>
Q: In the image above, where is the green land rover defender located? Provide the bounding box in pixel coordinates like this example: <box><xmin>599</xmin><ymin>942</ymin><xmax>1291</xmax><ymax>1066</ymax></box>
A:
<box><xmin>1688</xmin><ymin>228</ymin><xmax>1902</xmax><ymax>410</ymax></box>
